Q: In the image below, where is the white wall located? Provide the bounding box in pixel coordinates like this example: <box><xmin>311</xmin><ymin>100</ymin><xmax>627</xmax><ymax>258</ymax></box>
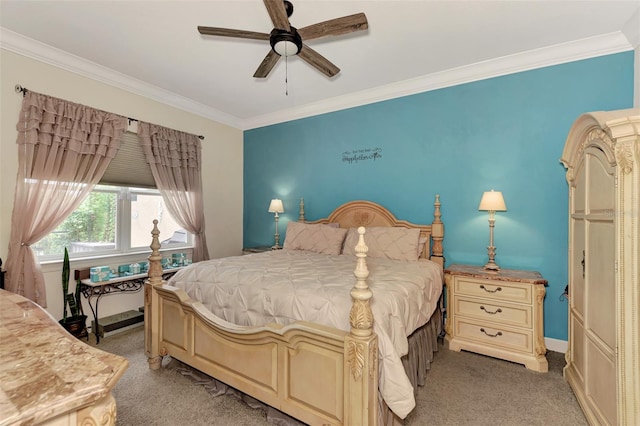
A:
<box><xmin>624</xmin><ymin>8</ymin><xmax>640</xmax><ymax>107</ymax></box>
<box><xmin>0</xmin><ymin>50</ymin><xmax>244</xmax><ymax>322</ymax></box>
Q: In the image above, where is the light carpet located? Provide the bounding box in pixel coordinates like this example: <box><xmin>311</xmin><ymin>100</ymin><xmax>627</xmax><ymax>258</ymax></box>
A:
<box><xmin>92</xmin><ymin>326</ymin><xmax>586</xmax><ymax>425</ymax></box>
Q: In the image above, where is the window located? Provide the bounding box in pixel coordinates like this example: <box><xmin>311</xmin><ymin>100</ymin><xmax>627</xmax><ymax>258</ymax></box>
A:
<box><xmin>35</xmin><ymin>185</ymin><xmax>191</xmax><ymax>261</ymax></box>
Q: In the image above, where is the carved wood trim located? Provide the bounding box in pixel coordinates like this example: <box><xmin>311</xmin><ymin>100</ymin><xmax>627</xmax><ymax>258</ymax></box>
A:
<box><xmin>562</xmin><ymin>110</ymin><xmax>640</xmax><ymax>185</ymax></box>
<box><xmin>369</xmin><ymin>339</ymin><xmax>378</xmax><ymax>379</ymax></box>
<box><xmin>615</xmin><ymin>142</ymin><xmax>635</xmax><ymax>174</ymax></box>
<box><xmin>77</xmin><ymin>393</ymin><xmax>117</xmax><ymax>426</ymax></box>
<box><xmin>348</xmin><ymin>341</ymin><xmax>365</xmax><ymax>381</ymax></box>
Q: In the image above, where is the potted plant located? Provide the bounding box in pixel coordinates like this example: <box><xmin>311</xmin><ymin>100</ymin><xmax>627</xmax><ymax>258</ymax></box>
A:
<box><xmin>59</xmin><ymin>247</ymin><xmax>88</xmax><ymax>339</ymax></box>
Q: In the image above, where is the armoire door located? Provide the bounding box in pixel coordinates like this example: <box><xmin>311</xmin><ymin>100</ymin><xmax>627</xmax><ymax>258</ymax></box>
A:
<box><xmin>568</xmin><ymin>145</ymin><xmax>616</xmax><ymax>425</ymax></box>
<box><xmin>563</xmin><ymin>108</ymin><xmax>640</xmax><ymax>425</ymax></box>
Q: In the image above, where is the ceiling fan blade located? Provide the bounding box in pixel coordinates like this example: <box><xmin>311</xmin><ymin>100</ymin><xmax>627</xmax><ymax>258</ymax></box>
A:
<box><xmin>298</xmin><ymin>44</ymin><xmax>340</xmax><ymax>78</ymax></box>
<box><xmin>198</xmin><ymin>26</ymin><xmax>270</xmax><ymax>40</ymax></box>
<box><xmin>263</xmin><ymin>0</ymin><xmax>290</xmax><ymax>31</ymax></box>
<box><xmin>254</xmin><ymin>50</ymin><xmax>281</xmax><ymax>78</ymax></box>
<box><xmin>298</xmin><ymin>13</ymin><xmax>368</xmax><ymax>41</ymax></box>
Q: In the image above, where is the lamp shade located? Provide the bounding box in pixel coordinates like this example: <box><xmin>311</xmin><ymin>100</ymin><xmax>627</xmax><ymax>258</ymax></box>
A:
<box><xmin>478</xmin><ymin>190</ymin><xmax>507</xmax><ymax>211</ymax></box>
<box><xmin>268</xmin><ymin>199</ymin><xmax>284</xmax><ymax>213</ymax></box>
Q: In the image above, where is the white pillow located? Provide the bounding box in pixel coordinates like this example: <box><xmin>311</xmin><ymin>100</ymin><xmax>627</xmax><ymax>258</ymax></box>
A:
<box><xmin>283</xmin><ymin>222</ymin><xmax>347</xmax><ymax>255</ymax></box>
<box><xmin>417</xmin><ymin>235</ymin><xmax>429</xmax><ymax>258</ymax></box>
<box><xmin>342</xmin><ymin>227</ymin><xmax>421</xmax><ymax>261</ymax></box>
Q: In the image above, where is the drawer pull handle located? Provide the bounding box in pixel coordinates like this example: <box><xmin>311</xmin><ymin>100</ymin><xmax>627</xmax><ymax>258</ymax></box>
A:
<box><xmin>480</xmin><ymin>328</ymin><xmax>503</xmax><ymax>338</ymax></box>
<box><xmin>480</xmin><ymin>306</ymin><xmax>502</xmax><ymax>315</ymax></box>
<box><xmin>479</xmin><ymin>284</ymin><xmax>502</xmax><ymax>293</ymax></box>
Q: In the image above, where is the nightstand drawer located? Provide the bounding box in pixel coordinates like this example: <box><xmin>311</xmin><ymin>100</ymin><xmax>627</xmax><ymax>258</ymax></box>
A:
<box><xmin>455</xmin><ymin>278</ymin><xmax>532</xmax><ymax>304</ymax></box>
<box><xmin>454</xmin><ymin>296</ymin><xmax>532</xmax><ymax>328</ymax></box>
<box><xmin>453</xmin><ymin>317</ymin><xmax>533</xmax><ymax>353</ymax></box>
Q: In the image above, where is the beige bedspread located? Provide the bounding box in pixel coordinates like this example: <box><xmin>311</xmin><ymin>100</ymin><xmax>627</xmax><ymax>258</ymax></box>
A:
<box><xmin>168</xmin><ymin>249</ymin><xmax>443</xmax><ymax>419</ymax></box>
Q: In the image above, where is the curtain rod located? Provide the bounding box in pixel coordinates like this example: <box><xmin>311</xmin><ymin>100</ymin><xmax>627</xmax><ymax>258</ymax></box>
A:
<box><xmin>15</xmin><ymin>84</ymin><xmax>205</xmax><ymax>140</ymax></box>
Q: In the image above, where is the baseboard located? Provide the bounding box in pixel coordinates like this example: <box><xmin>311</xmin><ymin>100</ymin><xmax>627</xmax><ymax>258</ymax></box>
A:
<box><xmin>545</xmin><ymin>337</ymin><xmax>568</xmax><ymax>353</ymax></box>
<box><xmin>89</xmin><ymin>321</ymin><xmax>143</xmax><ymax>338</ymax></box>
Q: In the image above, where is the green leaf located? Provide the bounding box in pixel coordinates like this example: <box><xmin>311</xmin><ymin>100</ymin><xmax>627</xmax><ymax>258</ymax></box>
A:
<box><xmin>62</xmin><ymin>247</ymin><xmax>70</xmax><ymax>321</ymax></box>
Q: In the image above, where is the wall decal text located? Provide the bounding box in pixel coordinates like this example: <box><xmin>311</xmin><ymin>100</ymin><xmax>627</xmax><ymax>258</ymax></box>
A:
<box><xmin>342</xmin><ymin>147</ymin><xmax>383</xmax><ymax>164</ymax></box>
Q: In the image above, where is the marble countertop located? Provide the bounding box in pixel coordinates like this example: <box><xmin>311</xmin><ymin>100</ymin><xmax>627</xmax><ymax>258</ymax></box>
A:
<box><xmin>0</xmin><ymin>289</ymin><xmax>128</xmax><ymax>425</ymax></box>
<box><xmin>445</xmin><ymin>264</ymin><xmax>548</xmax><ymax>285</ymax></box>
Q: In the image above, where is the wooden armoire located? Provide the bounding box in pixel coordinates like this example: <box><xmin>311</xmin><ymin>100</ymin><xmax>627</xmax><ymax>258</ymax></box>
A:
<box><xmin>561</xmin><ymin>109</ymin><xmax>640</xmax><ymax>425</ymax></box>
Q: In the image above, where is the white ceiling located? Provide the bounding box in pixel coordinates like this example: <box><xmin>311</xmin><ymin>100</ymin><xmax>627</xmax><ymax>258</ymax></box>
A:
<box><xmin>1</xmin><ymin>1</ymin><xmax>639</xmax><ymax>130</ymax></box>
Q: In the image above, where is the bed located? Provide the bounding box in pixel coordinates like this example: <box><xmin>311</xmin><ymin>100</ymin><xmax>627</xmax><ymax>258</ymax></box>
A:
<box><xmin>144</xmin><ymin>196</ymin><xmax>445</xmax><ymax>425</ymax></box>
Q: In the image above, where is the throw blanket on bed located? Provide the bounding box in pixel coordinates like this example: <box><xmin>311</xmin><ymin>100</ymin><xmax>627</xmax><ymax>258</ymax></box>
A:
<box><xmin>168</xmin><ymin>250</ymin><xmax>443</xmax><ymax>419</ymax></box>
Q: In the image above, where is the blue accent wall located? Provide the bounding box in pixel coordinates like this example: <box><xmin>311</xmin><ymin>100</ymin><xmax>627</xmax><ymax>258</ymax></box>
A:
<box><xmin>244</xmin><ymin>52</ymin><xmax>634</xmax><ymax>341</ymax></box>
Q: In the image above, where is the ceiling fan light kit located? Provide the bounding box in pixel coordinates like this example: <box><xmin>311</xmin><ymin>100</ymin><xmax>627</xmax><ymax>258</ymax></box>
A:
<box><xmin>270</xmin><ymin>27</ymin><xmax>302</xmax><ymax>57</ymax></box>
<box><xmin>197</xmin><ymin>0</ymin><xmax>368</xmax><ymax>78</ymax></box>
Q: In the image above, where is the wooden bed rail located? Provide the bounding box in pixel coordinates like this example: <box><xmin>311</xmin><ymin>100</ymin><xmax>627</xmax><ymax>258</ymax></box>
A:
<box><xmin>144</xmin><ymin>222</ymin><xmax>378</xmax><ymax>425</ymax></box>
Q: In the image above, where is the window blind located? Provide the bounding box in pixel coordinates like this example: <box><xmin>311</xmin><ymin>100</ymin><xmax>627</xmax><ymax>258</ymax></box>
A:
<box><xmin>100</xmin><ymin>131</ymin><xmax>156</xmax><ymax>188</ymax></box>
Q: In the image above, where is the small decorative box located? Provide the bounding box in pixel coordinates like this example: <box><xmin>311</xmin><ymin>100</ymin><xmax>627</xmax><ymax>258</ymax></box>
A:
<box><xmin>90</xmin><ymin>266</ymin><xmax>111</xmax><ymax>283</ymax></box>
<box><xmin>118</xmin><ymin>264</ymin><xmax>130</xmax><ymax>275</ymax></box>
<box><xmin>130</xmin><ymin>263</ymin><xmax>141</xmax><ymax>274</ymax></box>
<box><xmin>172</xmin><ymin>253</ymin><xmax>186</xmax><ymax>266</ymax></box>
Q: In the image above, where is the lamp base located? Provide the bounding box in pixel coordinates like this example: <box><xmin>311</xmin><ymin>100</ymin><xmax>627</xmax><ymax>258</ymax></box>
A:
<box><xmin>484</xmin><ymin>243</ymin><xmax>500</xmax><ymax>271</ymax></box>
<box><xmin>271</xmin><ymin>244</ymin><xmax>282</xmax><ymax>250</ymax></box>
<box><xmin>483</xmin><ymin>261</ymin><xmax>501</xmax><ymax>271</ymax></box>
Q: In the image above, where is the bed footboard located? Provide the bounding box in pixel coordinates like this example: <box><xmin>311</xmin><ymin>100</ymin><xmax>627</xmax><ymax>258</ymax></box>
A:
<box><xmin>144</xmin><ymin>222</ymin><xmax>378</xmax><ymax>426</ymax></box>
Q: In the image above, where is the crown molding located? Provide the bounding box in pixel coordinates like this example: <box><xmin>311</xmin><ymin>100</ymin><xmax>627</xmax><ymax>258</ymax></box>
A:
<box><xmin>0</xmin><ymin>27</ymin><xmax>244</xmax><ymax>129</ymax></box>
<box><xmin>243</xmin><ymin>31</ymin><xmax>633</xmax><ymax>129</ymax></box>
<box><xmin>1</xmin><ymin>27</ymin><xmax>632</xmax><ymax>132</ymax></box>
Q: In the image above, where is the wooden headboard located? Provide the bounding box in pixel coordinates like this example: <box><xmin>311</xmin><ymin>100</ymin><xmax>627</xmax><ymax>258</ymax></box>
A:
<box><xmin>299</xmin><ymin>195</ymin><xmax>444</xmax><ymax>267</ymax></box>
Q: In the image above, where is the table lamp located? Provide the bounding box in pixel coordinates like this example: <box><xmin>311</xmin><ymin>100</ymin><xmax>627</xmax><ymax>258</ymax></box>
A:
<box><xmin>478</xmin><ymin>190</ymin><xmax>507</xmax><ymax>270</ymax></box>
<box><xmin>268</xmin><ymin>199</ymin><xmax>284</xmax><ymax>249</ymax></box>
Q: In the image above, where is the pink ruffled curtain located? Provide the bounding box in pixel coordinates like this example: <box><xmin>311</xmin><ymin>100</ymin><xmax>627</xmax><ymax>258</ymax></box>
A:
<box><xmin>137</xmin><ymin>122</ymin><xmax>209</xmax><ymax>262</ymax></box>
<box><xmin>5</xmin><ymin>92</ymin><xmax>127</xmax><ymax>307</ymax></box>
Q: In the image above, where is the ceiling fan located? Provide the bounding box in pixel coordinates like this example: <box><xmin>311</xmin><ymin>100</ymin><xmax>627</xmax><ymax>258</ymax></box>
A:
<box><xmin>197</xmin><ymin>0</ymin><xmax>368</xmax><ymax>78</ymax></box>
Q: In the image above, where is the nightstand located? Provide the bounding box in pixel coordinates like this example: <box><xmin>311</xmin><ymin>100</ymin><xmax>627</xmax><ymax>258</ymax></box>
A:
<box><xmin>242</xmin><ymin>246</ymin><xmax>274</xmax><ymax>255</ymax></box>
<box><xmin>444</xmin><ymin>264</ymin><xmax>548</xmax><ymax>372</ymax></box>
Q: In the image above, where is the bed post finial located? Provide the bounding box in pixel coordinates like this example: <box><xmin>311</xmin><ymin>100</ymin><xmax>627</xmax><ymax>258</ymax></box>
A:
<box><xmin>349</xmin><ymin>227</ymin><xmax>373</xmax><ymax>337</ymax></box>
<box><xmin>431</xmin><ymin>195</ymin><xmax>444</xmax><ymax>266</ymax></box>
<box><xmin>298</xmin><ymin>197</ymin><xmax>306</xmax><ymax>222</ymax></box>
<box><xmin>148</xmin><ymin>219</ymin><xmax>163</xmax><ymax>286</ymax></box>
